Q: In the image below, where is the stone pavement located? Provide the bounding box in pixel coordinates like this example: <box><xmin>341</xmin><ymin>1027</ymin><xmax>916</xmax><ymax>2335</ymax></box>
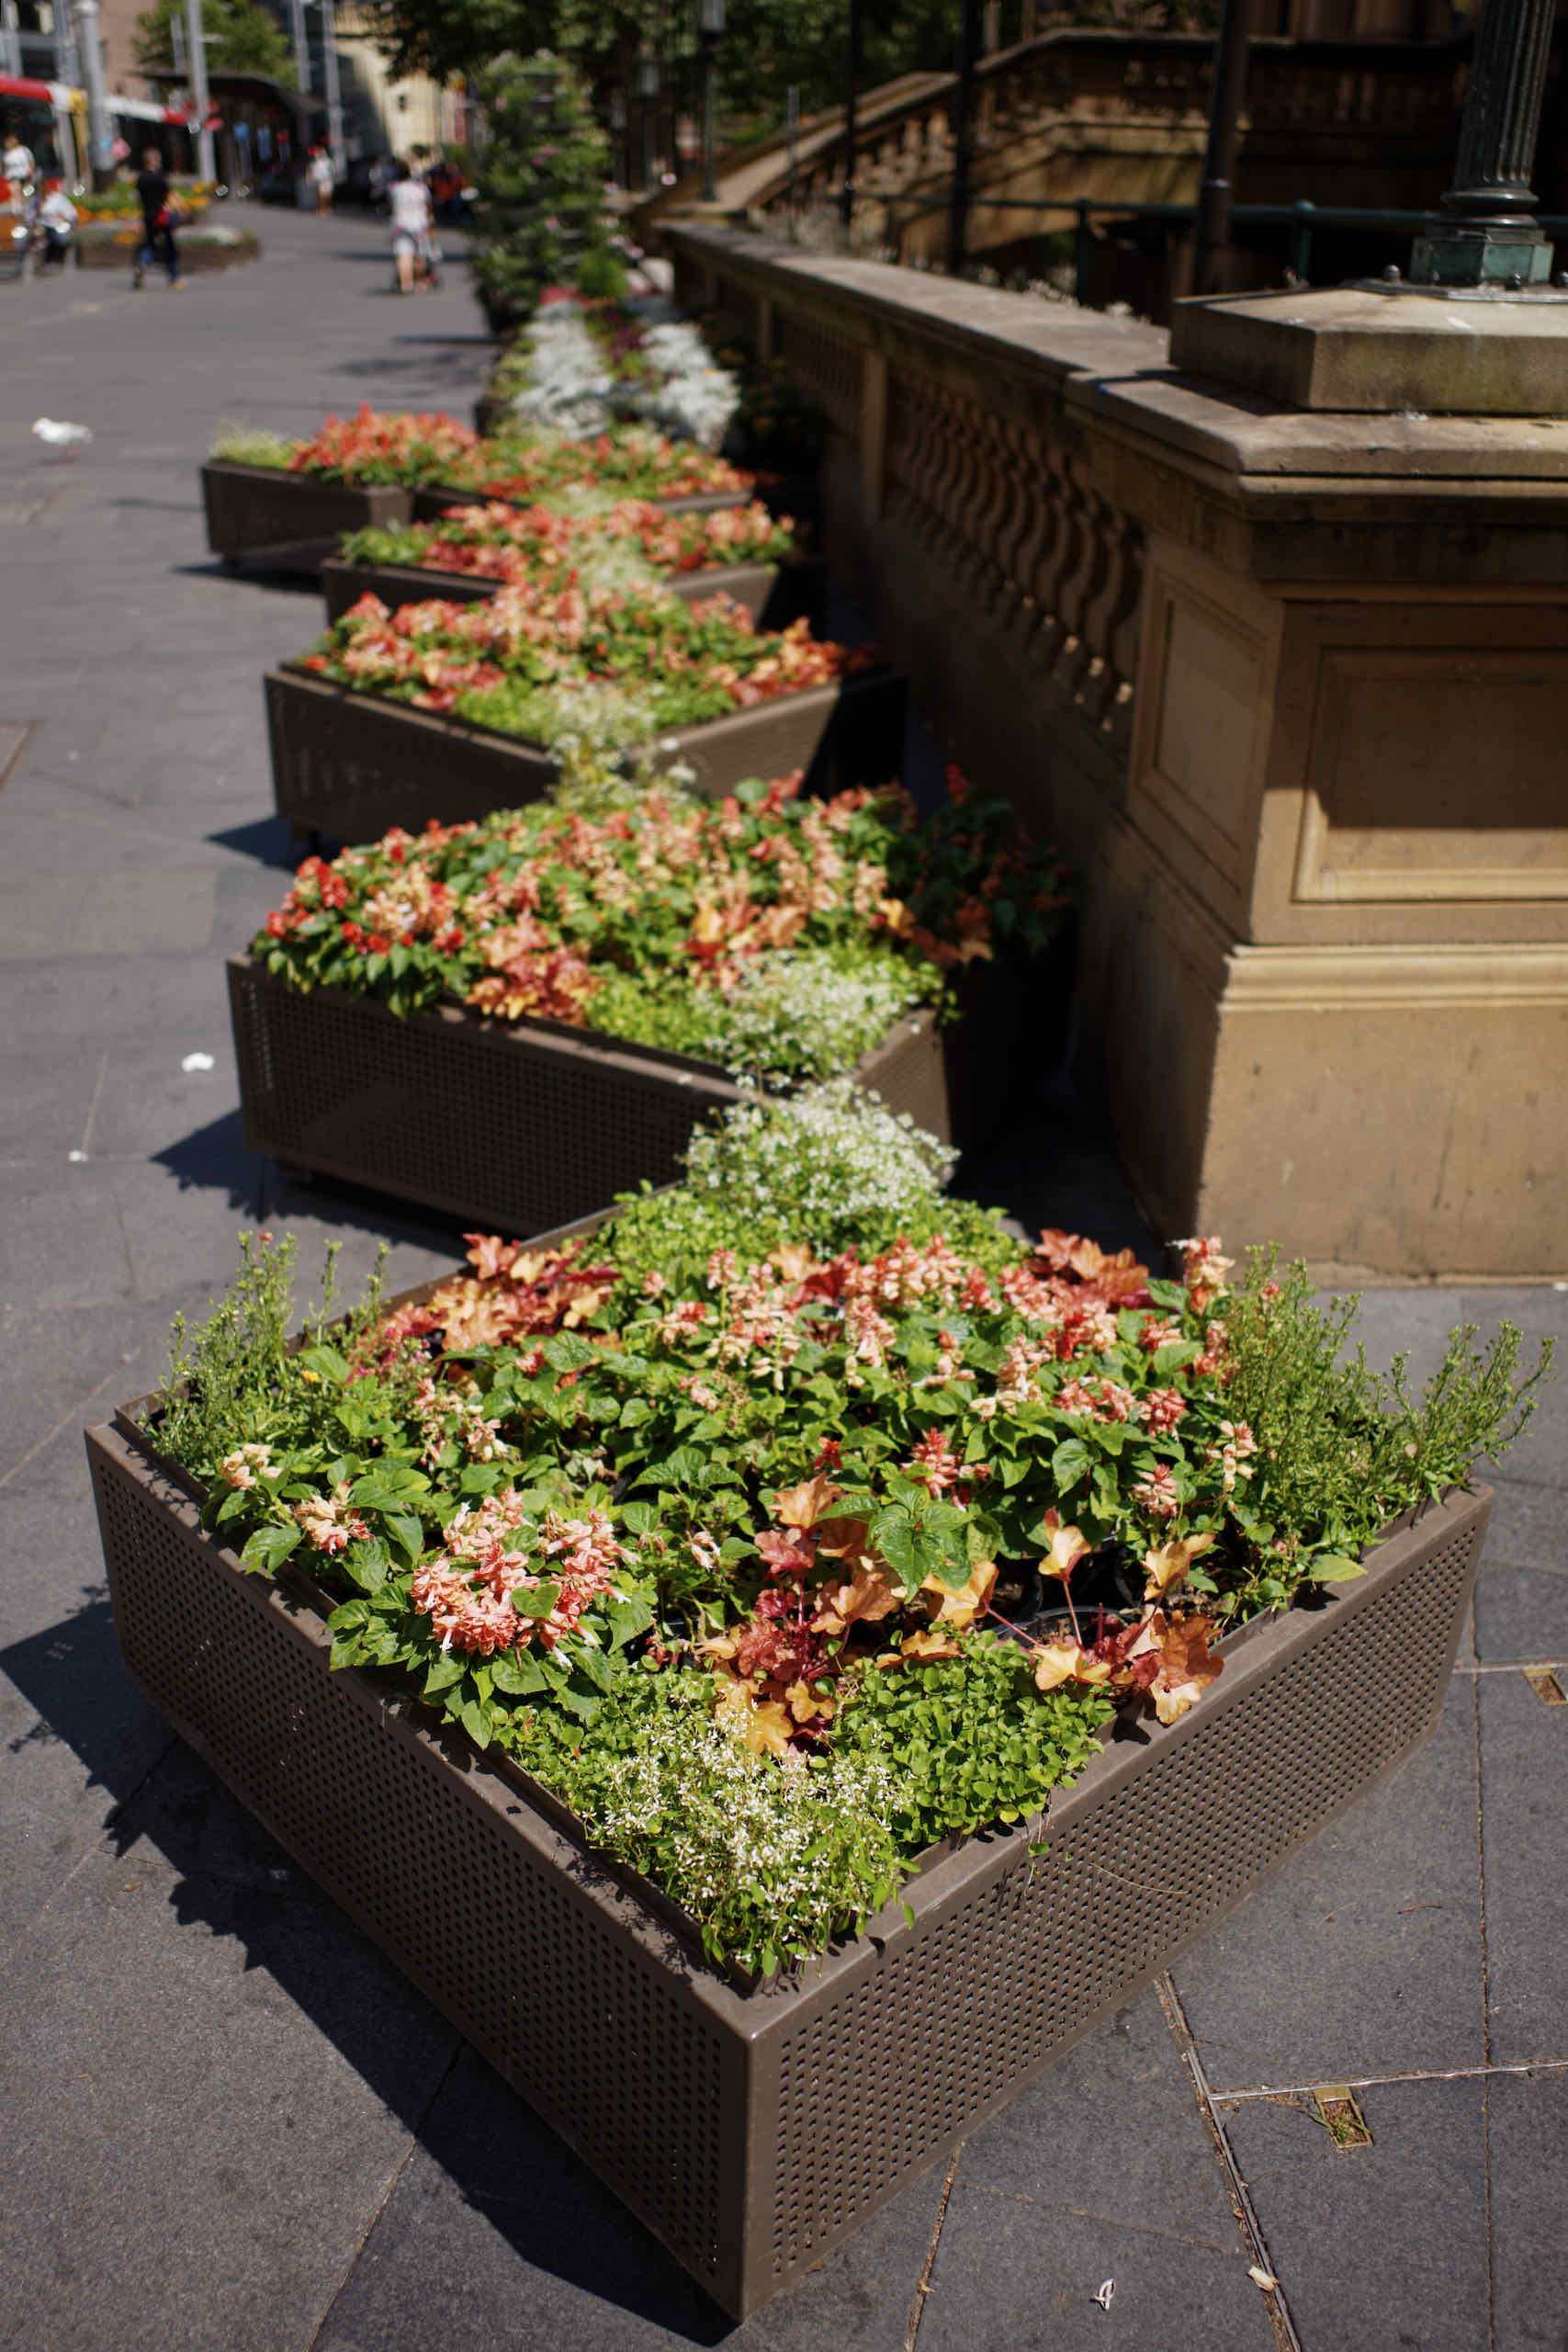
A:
<box><xmin>2</xmin><ymin>200</ymin><xmax>1566</xmax><ymax>2352</ymax></box>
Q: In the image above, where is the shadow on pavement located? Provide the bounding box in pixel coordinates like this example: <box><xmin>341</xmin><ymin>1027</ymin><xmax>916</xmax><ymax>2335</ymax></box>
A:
<box><xmin>4</xmin><ymin>1580</ymin><xmax>739</xmax><ymax>2342</ymax></box>
<box><xmin>208</xmin><ymin>815</ymin><xmax>299</xmax><ymax>867</ymax></box>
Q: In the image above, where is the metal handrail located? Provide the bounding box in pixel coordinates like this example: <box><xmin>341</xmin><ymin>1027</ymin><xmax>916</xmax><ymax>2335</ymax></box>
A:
<box><xmin>865</xmin><ymin>192</ymin><xmax>1568</xmax><ymax>298</ymax></box>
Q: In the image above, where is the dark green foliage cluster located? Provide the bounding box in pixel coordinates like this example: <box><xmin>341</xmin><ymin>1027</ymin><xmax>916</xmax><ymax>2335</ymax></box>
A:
<box><xmin>1223</xmin><ymin>1249</ymin><xmax>1553</xmax><ymax>1603</ymax></box>
<box><xmin>837</xmin><ymin>1639</ymin><xmax>1111</xmax><ymax>1850</ymax></box>
<box><xmin>468</xmin><ymin>51</ymin><xmax>626</xmax><ymax>335</ymax></box>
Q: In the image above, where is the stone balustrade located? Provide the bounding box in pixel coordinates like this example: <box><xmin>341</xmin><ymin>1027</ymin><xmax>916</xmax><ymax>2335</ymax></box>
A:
<box><xmin>671</xmin><ymin>222</ymin><xmax>1568</xmax><ymax>1281</ymax></box>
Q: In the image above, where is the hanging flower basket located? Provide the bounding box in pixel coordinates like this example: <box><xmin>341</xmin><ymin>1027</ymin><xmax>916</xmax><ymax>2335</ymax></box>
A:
<box><xmin>85</xmin><ymin>1400</ymin><xmax>1490</xmax><ymax>2321</ymax></box>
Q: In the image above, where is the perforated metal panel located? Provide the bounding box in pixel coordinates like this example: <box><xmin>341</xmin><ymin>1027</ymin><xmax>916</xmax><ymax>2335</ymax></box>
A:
<box><xmin>229</xmin><ymin>956</ymin><xmax>949</xmax><ymax>1235</ymax></box>
<box><xmin>266</xmin><ymin>667</ymin><xmax>906</xmax><ymax>842</ymax></box>
<box><xmin>764</xmin><ymin>1510</ymin><xmax>1483</xmax><ymax>2278</ymax></box>
<box><xmin>88</xmin><ymin>1430</ymin><xmax>738</xmax><ymax>2294</ymax></box>
<box><xmin>202</xmin><ymin>465</ymin><xmax>412</xmax><ymax>563</ymax></box>
<box><xmin>86</xmin><ymin>1414</ymin><xmax>1488</xmax><ymax>2323</ymax></box>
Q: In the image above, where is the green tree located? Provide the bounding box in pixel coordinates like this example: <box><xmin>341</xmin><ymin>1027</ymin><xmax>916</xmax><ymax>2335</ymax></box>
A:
<box><xmin>469</xmin><ymin>51</ymin><xmax>627</xmax><ymax>335</ymax></box>
<box><xmin>134</xmin><ymin>0</ymin><xmax>296</xmax><ymax>83</ymax></box>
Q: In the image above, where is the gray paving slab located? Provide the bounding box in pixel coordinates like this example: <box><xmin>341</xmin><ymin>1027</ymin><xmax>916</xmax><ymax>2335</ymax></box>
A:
<box><xmin>1487</xmin><ymin>2070</ymin><xmax>1568</xmax><ymax>2352</ymax></box>
<box><xmin>1221</xmin><ymin>2078</ymin><xmax>1489</xmax><ymax>2352</ymax></box>
<box><xmin>311</xmin><ymin>2044</ymin><xmax>943</xmax><ymax>2352</ymax></box>
<box><xmin>1168</xmin><ymin>1680</ymin><xmax>1485</xmax><ymax>2090</ymax></box>
<box><xmin>919</xmin><ymin>2181</ymin><xmax>1277</xmax><ymax>2352</ymax></box>
<box><xmin>1480</xmin><ymin>1476</ymin><xmax>1568</xmax><ymax>1578</ymax></box>
<box><xmin>1473</xmin><ymin>1566</ymin><xmax>1568</xmax><ymax>1662</ymax></box>
<box><xmin>0</xmin><ymin>1742</ymin><xmax>457</xmax><ymax>2352</ymax></box>
<box><xmin>1475</xmin><ymin>1669</ymin><xmax>1568</xmax><ymax>2066</ymax></box>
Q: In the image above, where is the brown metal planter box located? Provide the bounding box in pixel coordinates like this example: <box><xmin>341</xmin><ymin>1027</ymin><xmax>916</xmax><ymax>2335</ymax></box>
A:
<box><xmin>83</xmin><ymin>1411</ymin><xmax>1491</xmax><ymax>2320</ymax></box>
<box><xmin>200</xmin><ymin>463</ymin><xmax>414</xmax><ymax>567</ymax></box>
<box><xmin>265</xmin><ymin>664</ymin><xmax>907</xmax><ymax>844</ymax></box>
<box><xmin>319</xmin><ymin>553</ymin><xmax>826</xmax><ymax>634</ymax></box>
<box><xmin>228</xmin><ymin>954</ymin><xmax>953</xmax><ymax>1232</ymax></box>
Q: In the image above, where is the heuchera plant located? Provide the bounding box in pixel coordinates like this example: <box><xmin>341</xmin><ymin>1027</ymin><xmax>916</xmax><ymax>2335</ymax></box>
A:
<box><xmin>339</xmin><ymin>495</ymin><xmax>800</xmax><ymax>589</ymax></box>
<box><xmin>155</xmin><ymin>1209</ymin><xmax>1547</xmax><ymax>1973</ymax></box>
<box><xmin>250</xmin><ymin>769</ymin><xmax>1070</xmax><ymax>1080</ymax></box>
<box><xmin>293</xmin><ymin>582</ymin><xmax>874</xmax><ymax>743</ymax></box>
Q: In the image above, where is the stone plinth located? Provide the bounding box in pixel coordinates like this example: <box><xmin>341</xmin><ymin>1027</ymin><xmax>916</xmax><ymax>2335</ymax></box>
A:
<box><xmin>666</xmin><ymin>224</ymin><xmax>1568</xmax><ymax>1277</ymax></box>
<box><xmin>1168</xmin><ymin>282</ymin><xmax>1568</xmax><ymax>415</ymax></box>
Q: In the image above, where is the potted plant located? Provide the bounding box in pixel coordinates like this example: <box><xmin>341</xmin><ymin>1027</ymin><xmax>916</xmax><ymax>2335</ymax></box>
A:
<box><xmin>321</xmin><ymin>494</ymin><xmax>823</xmax><ymax>633</ymax></box>
<box><xmin>265</xmin><ymin>584</ymin><xmax>906</xmax><ymax>842</ymax></box>
<box><xmin>232</xmin><ymin>767</ymin><xmax>1069</xmax><ymax>1230</ymax></box>
<box><xmin>201</xmin><ymin>409</ymin><xmax>480</xmax><ymax>565</ymax></box>
<box><xmin>87</xmin><ymin>1159</ymin><xmax>1543</xmax><ymax>2315</ymax></box>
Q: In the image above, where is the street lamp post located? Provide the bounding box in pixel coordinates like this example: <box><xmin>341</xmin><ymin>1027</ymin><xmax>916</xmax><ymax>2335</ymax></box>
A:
<box><xmin>1410</xmin><ymin>0</ymin><xmax>1556</xmax><ymax>285</ymax></box>
<box><xmin>184</xmin><ymin>0</ymin><xmax>218</xmax><ymax>181</ymax></box>
<box><xmin>320</xmin><ymin>0</ymin><xmax>345</xmax><ymax>183</ymax></box>
<box><xmin>1190</xmin><ymin>0</ymin><xmax>1250</xmax><ymax>297</ymax></box>
<box><xmin>697</xmin><ymin>0</ymin><xmax>722</xmax><ymax>203</ymax></box>
<box><xmin>946</xmin><ymin>0</ymin><xmax>979</xmax><ymax>278</ymax></box>
<box><xmin>69</xmin><ymin>0</ymin><xmax>115</xmax><ymax>182</ymax></box>
<box><xmin>638</xmin><ymin>49</ymin><xmax>659</xmax><ymax>196</ymax></box>
<box><xmin>838</xmin><ymin>0</ymin><xmax>860</xmax><ymax>234</ymax></box>
<box><xmin>289</xmin><ymin>0</ymin><xmax>310</xmax><ymax>101</ymax></box>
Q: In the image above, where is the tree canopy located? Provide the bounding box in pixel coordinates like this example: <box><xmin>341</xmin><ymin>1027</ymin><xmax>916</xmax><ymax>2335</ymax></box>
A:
<box><xmin>134</xmin><ymin>0</ymin><xmax>296</xmax><ymax>84</ymax></box>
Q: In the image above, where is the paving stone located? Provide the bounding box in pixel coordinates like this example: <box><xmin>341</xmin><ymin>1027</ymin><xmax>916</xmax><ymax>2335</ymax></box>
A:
<box><xmin>919</xmin><ymin>2180</ymin><xmax>1275</xmax><ymax>2352</ymax></box>
<box><xmin>1479</xmin><ymin>1476</ymin><xmax>1568</xmax><ymax>1577</ymax></box>
<box><xmin>1476</xmin><ymin>1669</ymin><xmax>1568</xmax><ymax>2065</ymax></box>
<box><xmin>1487</xmin><ymin>2069</ymin><xmax>1568</xmax><ymax>2351</ymax></box>
<box><xmin>312</xmin><ymin>2042</ymin><xmax>943</xmax><ymax>2352</ymax></box>
<box><xmin>946</xmin><ymin>1988</ymin><xmax>1247</xmax><ymax>2248</ymax></box>
<box><xmin>1220</xmin><ymin>2077</ymin><xmax>1488</xmax><ymax>2352</ymax></box>
<box><xmin>0</xmin><ymin>868</ymin><xmax>219</xmax><ymax>958</ymax></box>
<box><xmin>1168</xmin><ymin>1679</ymin><xmax>1484</xmax><ymax>2090</ymax></box>
<box><xmin>0</xmin><ymin>1741</ymin><xmax>457</xmax><ymax>2352</ymax></box>
<box><xmin>1473</xmin><ymin>1565</ymin><xmax>1568</xmax><ymax>1663</ymax></box>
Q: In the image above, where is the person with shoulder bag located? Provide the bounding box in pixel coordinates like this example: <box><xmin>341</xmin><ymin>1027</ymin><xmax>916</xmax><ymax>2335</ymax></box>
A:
<box><xmin>132</xmin><ymin>147</ymin><xmax>184</xmax><ymax>290</ymax></box>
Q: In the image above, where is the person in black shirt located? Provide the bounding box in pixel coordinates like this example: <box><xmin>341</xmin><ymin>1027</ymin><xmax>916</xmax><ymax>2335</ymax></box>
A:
<box><xmin>132</xmin><ymin>147</ymin><xmax>183</xmax><ymax>291</ymax></box>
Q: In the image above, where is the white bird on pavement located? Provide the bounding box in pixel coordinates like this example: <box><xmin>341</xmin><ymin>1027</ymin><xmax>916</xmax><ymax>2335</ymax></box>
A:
<box><xmin>32</xmin><ymin>416</ymin><xmax>93</xmax><ymax>458</ymax></box>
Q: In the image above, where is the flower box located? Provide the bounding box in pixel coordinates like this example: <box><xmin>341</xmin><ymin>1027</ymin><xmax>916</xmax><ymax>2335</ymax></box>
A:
<box><xmin>200</xmin><ymin>462</ymin><xmax>415</xmax><ymax>567</ymax></box>
<box><xmin>85</xmin><ymin>1407</ymin><xmax>1490</xmax><ymax>2320</ymax></box>
<box><xmin>319</xmin><ymin>552</ymin><xmax>826</xmax><ymax>634</ymax></box>
<box><xmin>227</xmin><ymin>952</ymin><xmax>953</xmax><ymax>1232</ymax></box>
<box><xmin>264</xmin><ymin>663</ymin><xmax>908</xmax><ymax>845</ymax></box>
<box><xmin>412</xmin><ymin>481</ymin><xmax>750</xmax><ymax>525</ymax></box>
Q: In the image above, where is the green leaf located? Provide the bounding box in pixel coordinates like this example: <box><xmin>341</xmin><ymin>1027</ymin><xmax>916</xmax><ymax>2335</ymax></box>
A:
<box><xmin>491</xmin><ymin>1650</ymin><xmax>549</xmax><ymax>1697</ymax></box>
<box><xmin>423</xmin><ymin>1654</ymin><xmax>466</xmax><ymax>1696</ymax></box>
<box><xmin>240</xmin><ymin>1522</ymin><xmax>302</xmax><ymax>1575</ymax></box>
<box><xmin>455</xmin><ymin>1697</ymin><xmax>491</xmax><ymax>1750</ymax></box>
<box><xmin>618</xmin><ymin>1499</ymin><xmax>659</xmax><ymax>1536</ymax></box>
<box><xmin>1153</xmin><ymin>1340</ymin><xmax>1201</xmax><ymax>1376</ymax></box>
<box><xmin>1310</xmin><ymin>1554</ymin><xmax>1368</xmax><ymax>1583</ymax></box>
<box><xmin>385</xmin><ymin>1510</ymin><xmax>426</xmax><ymax>1566</ymax></box>
<box><xmin>1051</xmin><ymin>1437</ymin><xmax>1090</xmax><ymax>1492</ymax></box>
<box><xmin>1146</xmin><ymin>1277</ymin><xmax>1189</xmax><ymax>1312</ymax></box>
<box><xmin>299</xmin><ymin>1342</ymin><xmax>350</xmax><ymax>1383</ymax></box>
<box><xmin>605</xmin><ymin>1592</ymin><xmax>654</xmax><ymax>1646</ymax></box>
<box><xmin>868</xmin><ymin>1503</ymin><xmax>920</xmax><ymax>1593</ymax></box>
<box><xmin>512</xmin><ymin>1579</ymin><xmax>561</xmax><ymax>1619</ymax></box>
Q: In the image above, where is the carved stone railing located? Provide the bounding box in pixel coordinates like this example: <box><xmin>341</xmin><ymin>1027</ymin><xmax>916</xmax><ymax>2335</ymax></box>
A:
<box><xmin>679</xmin><ymin>224</ymin><xmax>1162</xmax><ymax>865</ymax></box>
<box><xmin>669</xmin><ymin>223</ymin><xmax>1568</xmax><ymax>1280</ymax></box>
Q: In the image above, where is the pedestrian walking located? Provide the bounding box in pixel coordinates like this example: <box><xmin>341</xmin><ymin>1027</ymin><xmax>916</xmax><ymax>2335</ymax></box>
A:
<box><xmin>388</xmin><ymin>160</ymin><xmax>433</xmax><ymax>295</ymax></box>
<box><xmin>3</xmin><ymin>127</ymin><xmax>36</xmax><ymax>193</ymax></box>
<box><xmin>308</xmin><ymin>146</ymin><xmax>334</xmax><ymax>214</ymax></box>
<box><xmin>131</xmin><ymin>147</ymin><xmax>183</xmax><ymax>291</ymax></box>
